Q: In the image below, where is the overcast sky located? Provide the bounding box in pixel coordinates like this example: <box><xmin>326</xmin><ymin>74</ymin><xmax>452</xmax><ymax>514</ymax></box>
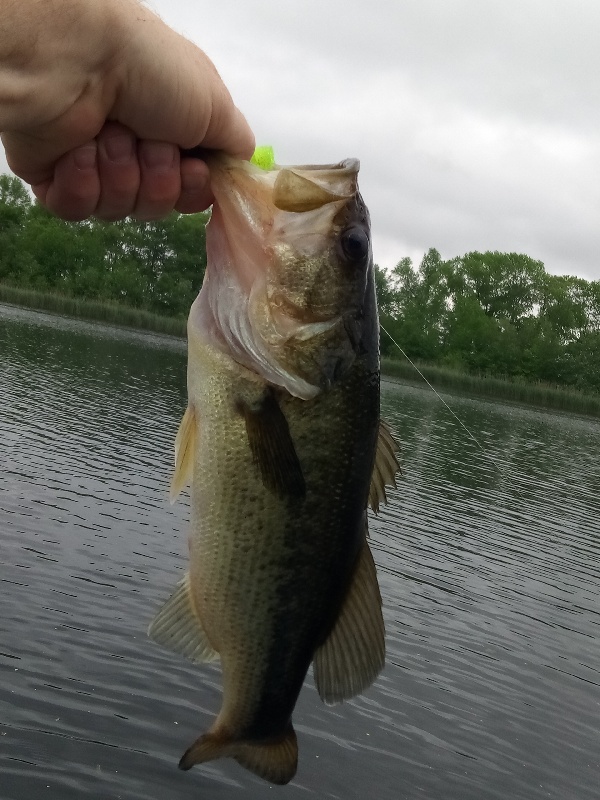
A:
<box><xmin>3</xmin><ymin>1</ymin><xmax>600</xmax><ymax>279</ymax></box>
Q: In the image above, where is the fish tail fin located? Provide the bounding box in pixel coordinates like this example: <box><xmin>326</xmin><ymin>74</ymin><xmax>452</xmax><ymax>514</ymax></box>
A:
<box><xmin>179</xmin><ymin>724</ymin><xmax>298</xmax><ymax>785</ymax></box>
<box><xmin>233</xmin><ymin>726</ymin><xmax>298</xmax><ymax>785</ymax></box>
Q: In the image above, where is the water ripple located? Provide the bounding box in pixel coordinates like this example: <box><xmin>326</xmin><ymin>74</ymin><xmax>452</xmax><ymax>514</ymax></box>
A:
<box><xmin>1</xmin><ymin>306</ymin><xmax>599</xmax><ymax>799</ymax></box>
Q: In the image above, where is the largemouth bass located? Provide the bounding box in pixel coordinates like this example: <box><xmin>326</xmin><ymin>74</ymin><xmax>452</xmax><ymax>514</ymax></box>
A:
<box><xmin>148</xmin><ymin>155</ymin><xmax>400</xmax><ymax>784</ymax></box>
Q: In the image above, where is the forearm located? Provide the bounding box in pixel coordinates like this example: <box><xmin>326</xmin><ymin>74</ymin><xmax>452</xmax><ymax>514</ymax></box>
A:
<box><xmin>0</xmin><ymin>0</ymin><xmax>133</xmax><ymax>130</ymax></box>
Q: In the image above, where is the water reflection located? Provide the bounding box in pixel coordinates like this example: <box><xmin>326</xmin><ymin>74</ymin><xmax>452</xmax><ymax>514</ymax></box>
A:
<box><xmin>1</xmin><ymin>304</ymin><xmax>599</xmax><ymax>800</ymax></box>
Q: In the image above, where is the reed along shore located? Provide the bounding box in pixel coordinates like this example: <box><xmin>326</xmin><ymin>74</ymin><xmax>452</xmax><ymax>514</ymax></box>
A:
<box><xmin>2</xmin><ymin>283</ymin><xmax>599</xmax><ymax>417</ymax></box>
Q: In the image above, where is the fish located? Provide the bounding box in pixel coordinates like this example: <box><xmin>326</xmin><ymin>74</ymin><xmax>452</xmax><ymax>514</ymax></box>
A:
<box><xmin>148</xmin><ymin>154</ymin><xmax>400</xmax><ymax>785</ymax></box>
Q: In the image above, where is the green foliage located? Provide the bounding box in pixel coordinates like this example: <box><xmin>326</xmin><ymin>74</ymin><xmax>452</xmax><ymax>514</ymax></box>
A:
<box><xmin>375</xmin><ymin>247</ymin><xmax>600</xmax><ymax>394</ymax></box>
<box><xmin>376</xmin><ymin>250</ymin><xmax>449</xmax><ymax>361</ymax></box>
<box><xmin>0</xmin><ymin>174</ymin><xmax>208</xmax><ymax>318</ymax></box>
<box><xmin>381</xmin><ymin>357</ymin><xmax>600</xmax><ymax>416</ymax></box>
<box><xmin>448</xmin><ymin>250</ymin><xmax>545</xmax><ymax>323</ymax></box>
<box><xmin>2</xmin><ymin>172</ymin><xmax>600</xmax><ymax>398</ymax></box>
<box><xmin>0</xmin><ymin>173</ymin><xmax>31</xmax><ymax>210</ymax></box>
<box><xmin>0</xmin><ymin>283</ymin><xmax>187</xmax><ymax>336</ymax></box>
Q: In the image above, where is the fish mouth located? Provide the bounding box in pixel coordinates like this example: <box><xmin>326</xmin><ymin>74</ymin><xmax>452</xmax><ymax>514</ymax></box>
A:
<box><xmin>272</xmin><ymin>161</ymin><xmax>359</xmax><ymax>213</ymax></box>
<box><xmin>286</xmin><ymin>160</ymin><xmax>359</xmax><ymax>170</ymax></box>
<box><xmin>182</xmin><ymin>148</ymin><xmax>359</xmax><ymax>200</ymax></box>
<box><xmin>209</xmin><ymin>155</ymin><xmax>360</xmax><ymax>213</ymax></box>
<box><xmin>205</xmin><ymin>156</ymin><xmax>362</xmax><ymax>290</ymax></box>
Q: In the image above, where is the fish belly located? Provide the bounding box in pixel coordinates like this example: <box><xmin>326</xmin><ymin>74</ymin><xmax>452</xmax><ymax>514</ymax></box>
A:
<box><xmin>187</xmin><ymin>340</ymin><xmax>376</xmax><ymax>739</ymax></box>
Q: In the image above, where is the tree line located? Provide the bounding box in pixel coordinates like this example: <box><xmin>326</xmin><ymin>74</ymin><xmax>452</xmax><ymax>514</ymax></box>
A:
<box><xmin>0</xmin><ymin>174</ymin><xmax>208</xmax><ymax>318</ymax></box>
<box><xmin>2</xmin><ymin>173</ymin><xmax>599</xmax><ymax>392</ymax></box>
<box><xmin>376</xmin><ymin>249</ymin><xmax>600</xmax><ymax>392</ymax></box>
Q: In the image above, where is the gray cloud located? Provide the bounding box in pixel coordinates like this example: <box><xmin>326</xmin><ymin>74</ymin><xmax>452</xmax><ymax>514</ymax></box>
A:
<box><xmin>3</xmin><ymin>1</ymin><xmax>599</xmax><ymax>279</ymax></box>
<box><xmin>167</xmin><ymin>0</ymin><xmax>600</xmax><ymax>277</ymax></box>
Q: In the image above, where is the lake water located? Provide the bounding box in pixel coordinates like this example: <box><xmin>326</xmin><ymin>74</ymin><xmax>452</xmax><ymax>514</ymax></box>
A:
<box><xmin>1</xmin><ymin>303</ymin><xmax>598</xmax><ymax>800</ymax></box>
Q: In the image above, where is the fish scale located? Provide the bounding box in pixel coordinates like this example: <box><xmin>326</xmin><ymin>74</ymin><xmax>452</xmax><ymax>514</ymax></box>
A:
<box><xmin>148</xmin><ymin>153</ymin><xmax>400</xmax><ymax>784</ymax></box>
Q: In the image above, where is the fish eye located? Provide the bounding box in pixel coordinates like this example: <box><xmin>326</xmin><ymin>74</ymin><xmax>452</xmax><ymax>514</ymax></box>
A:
<box><xmin>340</xmin><ymin>227</ymin><xmax>370</xmax><ymax>263</ymax></box>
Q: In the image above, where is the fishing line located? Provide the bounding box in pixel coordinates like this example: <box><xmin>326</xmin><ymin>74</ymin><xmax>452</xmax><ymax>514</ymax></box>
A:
<box><xmin>380</xmin><ymin>323</ymin><xmax>505</xmax><ymax>475</ymax></box>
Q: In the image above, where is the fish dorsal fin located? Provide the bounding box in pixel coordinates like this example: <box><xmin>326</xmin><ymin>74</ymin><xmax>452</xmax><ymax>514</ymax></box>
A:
<box><xmin>313</xmin><ymin>537</ymin><xmax>385</xmax><ymax>705</ymax></box>
<box><xmin>238</xmin><ymin>391</ymin><xmax>306</xmax><ymax>499</ymax></box>
<box><xmin>369</xmin><ymin>419</ymin><xmax>401</xmax><ymax>514</ymax></box>
<box><xmin>170</xmin><ymin>405</ymin><xmax>196</xmax><ymax>503</ymax></box>
<box><xmin>273</xmin><ymin>169</ymin><xmax>348</xmax><ymax>212</ymax></box>
<box><xmin>147</xmin><ymin>574</ymin><xmax>219</xmax><ymax>664</ymax></box>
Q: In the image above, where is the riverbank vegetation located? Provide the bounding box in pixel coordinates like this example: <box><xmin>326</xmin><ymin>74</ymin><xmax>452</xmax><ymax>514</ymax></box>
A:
<box><xmin>2</xmin><ymin>173</ymin><xmax>600</xmax><ymax>413</ymax></box>
<box><xmin>381</xmin><ymin>357</ymin><xmax>600</xmax><ymax>416</ymax></box>
<box><xmin>0</xmin><ymin>174</ymin><xmax>206</xmax><ymax>321</ymax></box>
<box><xmin>376</xmin><ymin>250</ymin><xmax>600</xmax><ymax>396</ymax></box>
<box><xmin>0</xmin><ymin>283</ymin><xmax>187</xmax><ymax>336</ymax></box>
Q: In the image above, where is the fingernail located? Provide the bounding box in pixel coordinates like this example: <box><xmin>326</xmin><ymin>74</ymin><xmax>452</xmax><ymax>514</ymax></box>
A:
<box><xmin>104</xmin><ymin>134</ymin><xmax>134</xmax><ymax>164</ymax></box>
<box><xmin>142</xmin><ymin>142</ymin><xmax>176</xmax><ymax>171</ymax></box>
<box><xmin>73</xmin><ymin>144</ymin><xmax>97</xmax><ymax>170</ymax></box>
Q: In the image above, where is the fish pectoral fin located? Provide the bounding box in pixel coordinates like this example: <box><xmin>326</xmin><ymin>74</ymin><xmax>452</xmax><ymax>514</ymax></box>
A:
<box><xmin>313</xmin><ymin>538</ymin><xmax>385</xmax><ymax>705</ymax></box>
<box><xmin>369</xmin><ymin>418</ymin><xmax>401</xmax><ymax>514</ymax></box>
<box><xmin>179</xmin><ymin>724</ymin><xmax>298</xmax><ymax>785</ymax></box>
<box><xmin>238</xmin><ymin>390</ymin><xmax>306</xmax><ymax>499</ymax></box>
<box><xmin>170</xmin><ymin>405</ymin><xmax>196</xmax><ymax>503</ymax></box>
<box><xmin>147</xmin><ymin>573</ymin><xmax>219</xmax><ymax>664</ymax></box>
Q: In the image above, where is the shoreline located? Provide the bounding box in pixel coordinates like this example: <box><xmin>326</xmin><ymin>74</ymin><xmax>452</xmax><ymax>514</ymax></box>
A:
<box><xmin>0</xmin><ymin>283</ymin><xmax>187</xmax><ymax>337</ymax></box>
<box><xmin>380</xmin><ymin>358</ymin><xmax>600</xmax><ymax>417</ymax></box>
<box><xmin>2</xmin><ymin>283</ymin><xmax>599</xmax><ymax>417</ymax></box>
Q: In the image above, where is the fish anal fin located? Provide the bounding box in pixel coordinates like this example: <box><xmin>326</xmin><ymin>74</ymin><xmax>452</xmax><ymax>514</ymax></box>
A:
<box><xmin>313</xmin><ymin>538</ymin><xmax>385</xmax><ymax>705</ymax></box>
<box><xmin>148</xmin><ymin>573</ymin><xmax>219</xmax><ymax>664</ymax></box>
<box><xmin>179</xmin><ymin>724</ymin><xmax>298</xmax><ymax>786</ymax></box>
<box><xmin>238</xmin><ymin>391</ymin><xmax>306</xmax><ymax>499</ymax></box>
<box><xmin>170</xmin><ymin>405</ymin><xmax>197</xmax><ymax>503</ymax></box>
<box><xmin>369</xmin><ymin>418</ymin><xmax>401</xmax><ymax>514</ymax></box>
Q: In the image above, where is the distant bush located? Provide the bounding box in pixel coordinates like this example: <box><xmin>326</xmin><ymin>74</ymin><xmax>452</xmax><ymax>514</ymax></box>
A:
<box><xmin>381</xmin><ymin>357</ymin><xmax>600</xmax><ymax>416</ymax></box>
<box><xmin>0</xmin><ymin>173</ymin><xmax>208</xmax><ymax>320</ymax></box>
<box><xmin>376</xmin><ymin>248</ymin><xmax>600</xmax><ymax>395</ymax></box>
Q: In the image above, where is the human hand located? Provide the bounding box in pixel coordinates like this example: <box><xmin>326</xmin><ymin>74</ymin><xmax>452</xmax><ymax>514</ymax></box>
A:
<box><xmin>28</xmin><ymin>121</ymin><xmax>219</xmax><ymax>222</ymax></box>
<box><xmin>0</xmin><ymin>0</ymin><xmax>254</xmax><ymax>221</ymax></box>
